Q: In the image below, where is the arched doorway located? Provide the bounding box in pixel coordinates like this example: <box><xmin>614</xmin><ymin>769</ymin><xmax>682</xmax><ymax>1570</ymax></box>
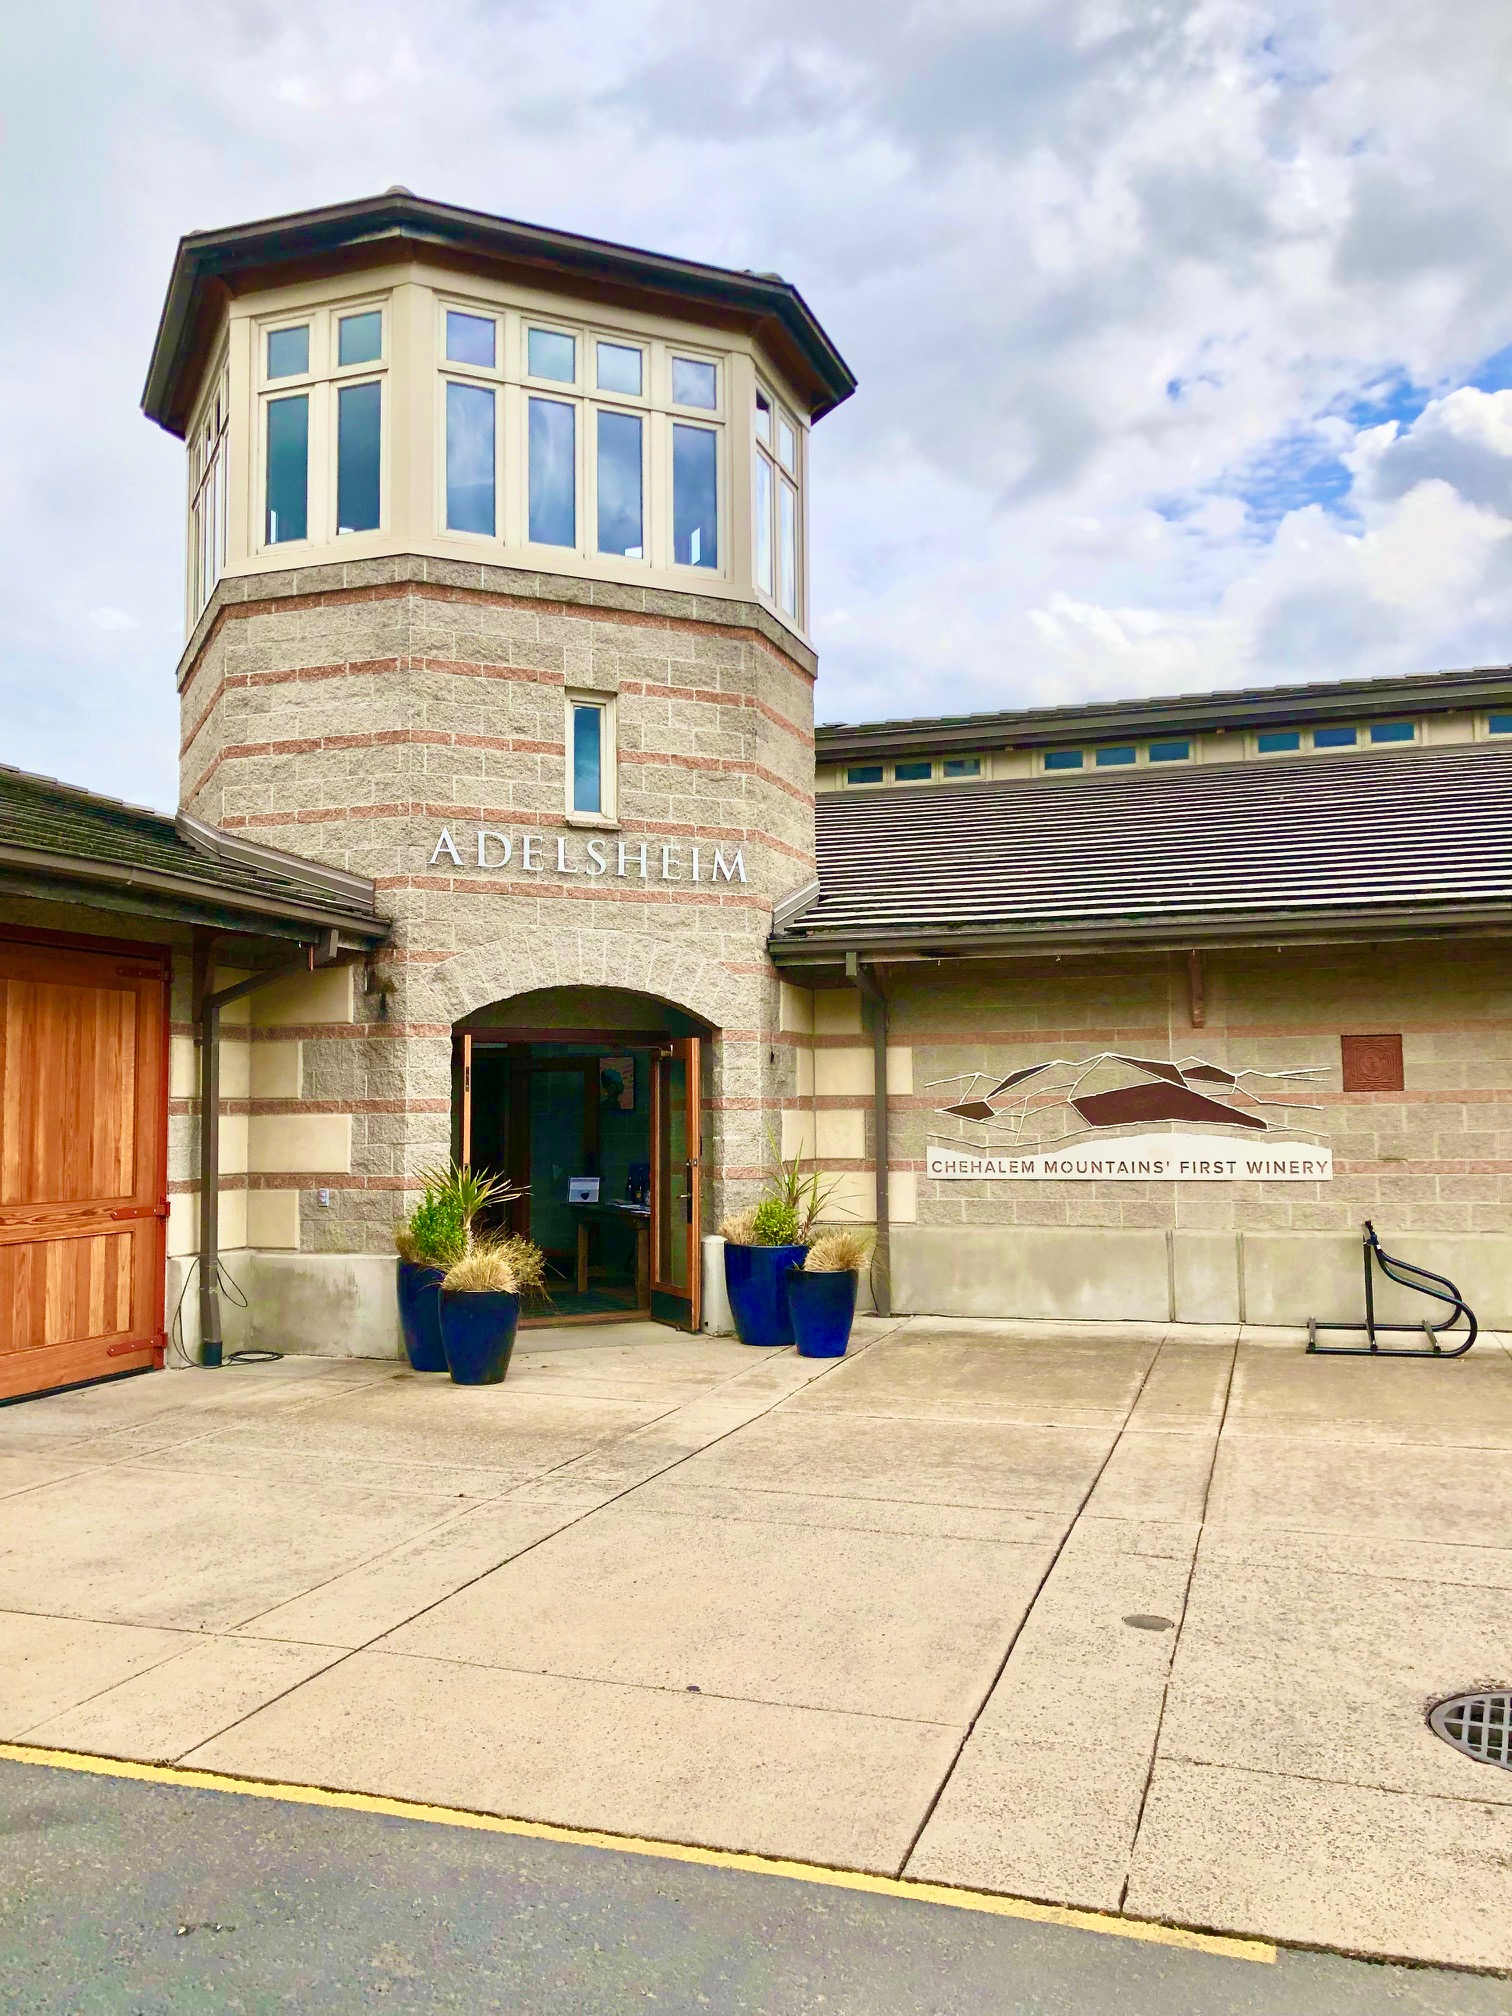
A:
<box><xmin>453</xmin><ymin>986</ymin><xmax>714</xmax><ymax>1331</ymax></box>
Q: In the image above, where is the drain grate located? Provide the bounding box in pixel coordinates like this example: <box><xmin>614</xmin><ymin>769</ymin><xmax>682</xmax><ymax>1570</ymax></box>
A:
<box><xmin>1429</xmin><ymin>1692</ymin><xmax>1511</xmax><ymax>1770</ymax></box>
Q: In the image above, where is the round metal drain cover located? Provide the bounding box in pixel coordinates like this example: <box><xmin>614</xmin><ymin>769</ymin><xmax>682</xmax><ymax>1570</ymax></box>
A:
<box><xmin>1123</xmin><ymin>1614</ymin><xmax>1174</xmax><ymax>1632</ymax></box>
<box><xmin>1429</xmin><ymin>1692</ymin><xmax>1510</xmax><ymax>1770</ymax></box>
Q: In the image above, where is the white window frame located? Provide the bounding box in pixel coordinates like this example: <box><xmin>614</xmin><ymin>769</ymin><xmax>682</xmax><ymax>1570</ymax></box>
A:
<box><xmin>188</xmin><ymin>358</ymin><xmax>229</xmax><ymax>623</ymax></box>
<box><xmin>753</xmin><ymin>379</ymin><xmax>804</xmax><ymax>625</ymax></box>
<box><xmin>668</xmin><ymin>416</ymin><xmax>722</xmax><ymax>576</ymax></box>
<box><xmin>255</xmin><ymin>298</ymin><xmax>390</xmax><ymax>555</ymax></box>
<box><xmin>565</xmin><ymin>689</ymin><xmax>618</xmax><ymax>826</ymax></box>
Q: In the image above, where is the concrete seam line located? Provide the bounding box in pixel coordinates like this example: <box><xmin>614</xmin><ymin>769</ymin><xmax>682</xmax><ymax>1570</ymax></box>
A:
<box><xmin>0</xmin><ymin>1741</ymin><xmax>1274</xmax><ymax>1963</ymax></box>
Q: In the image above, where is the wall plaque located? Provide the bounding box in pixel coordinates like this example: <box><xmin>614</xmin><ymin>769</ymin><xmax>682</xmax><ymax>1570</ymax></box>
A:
<box><xmin>927</xmin><ymin>1051</ymin><xmax>1332</xmax><ymax>1182</ymax></box>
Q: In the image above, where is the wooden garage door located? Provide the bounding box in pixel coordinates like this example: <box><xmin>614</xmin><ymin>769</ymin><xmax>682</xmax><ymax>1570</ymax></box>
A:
<box><xmin>0</xmin><ymin>934</ymin><xmax>169</xmax><ymax>1402</ymax></box>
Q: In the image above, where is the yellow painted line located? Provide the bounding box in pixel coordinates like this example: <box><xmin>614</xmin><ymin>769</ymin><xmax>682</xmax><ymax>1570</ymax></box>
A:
<box><xmin>0</xmin><ymin>1739</ymin><xmax>1274</xmax><ymax>1964</ymax></box>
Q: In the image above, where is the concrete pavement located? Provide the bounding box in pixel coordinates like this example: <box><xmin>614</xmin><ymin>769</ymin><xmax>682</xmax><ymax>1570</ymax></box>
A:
<box><xmin>2</xmin><ymin>1316</ymin><xmax>1510</xmax><ymax>1973</ymax></box>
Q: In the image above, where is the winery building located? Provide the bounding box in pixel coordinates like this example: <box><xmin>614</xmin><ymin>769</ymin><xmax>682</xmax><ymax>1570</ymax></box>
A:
<box><xmin>3</xmin><ymin>188</ymin><xmax>1511</xmax><ymax>1401</ymax></box>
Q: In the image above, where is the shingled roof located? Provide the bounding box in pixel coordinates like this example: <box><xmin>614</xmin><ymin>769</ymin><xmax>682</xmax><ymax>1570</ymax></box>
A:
<box><xmin>772</xmin><ymin>740</ymin><xmax>1512</xmax><ymax>961</ymax></box>
<box><xmin>0</xmin><ymin>763</ymin><xmax>387</xmax><ymax>944</ymax></box>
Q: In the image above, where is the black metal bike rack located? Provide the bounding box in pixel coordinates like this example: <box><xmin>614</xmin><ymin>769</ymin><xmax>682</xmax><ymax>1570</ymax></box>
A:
<box><xmin>1307</xmin><ymin>1220</ymin><xmax>1477</xmax><ymax>1357</ymax></box>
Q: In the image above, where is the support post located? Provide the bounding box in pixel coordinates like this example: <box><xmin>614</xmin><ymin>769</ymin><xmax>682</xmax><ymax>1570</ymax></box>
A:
<box><xmin>194</xmin><ymin>934</ymin><xmax>342</xmax><ymax>1366</ymax></box>
<box><xmin>846</xmin><ymin>952</ymin><xmax>891</xmax><ymax>1319</ymax></box>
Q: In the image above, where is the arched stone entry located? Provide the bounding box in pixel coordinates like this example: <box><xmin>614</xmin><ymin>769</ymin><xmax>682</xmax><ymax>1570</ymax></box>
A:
<box><xmin>453</xmin><ymin>986</ymin><xmax>716</xmax><ymax>1330</ymax></box>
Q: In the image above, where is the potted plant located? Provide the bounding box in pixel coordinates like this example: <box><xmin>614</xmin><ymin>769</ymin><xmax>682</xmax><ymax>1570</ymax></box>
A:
<box><xmin>721</xmin><ymin>1143</ymin><xmax>839</xmax><ymax>1348</ymax></box>
<box><xmin>788</xmin><ymin>1229</ymin><xmax>871</xmax><ymax>1358</ymax></box>
<box><xmin>439</xmin><ymin>1239</ymin><xmax>524</xmax><ymax>1384</ymax></box>
<box><xmin>393</xmin><ymin>1179</ymin><xmax>467</xmax><ymax>1371</ymax></box>
<box><xmin>440</xmin><ymin>1229</ymin><xmax>547</xmax><ymax>1382</ymax></box>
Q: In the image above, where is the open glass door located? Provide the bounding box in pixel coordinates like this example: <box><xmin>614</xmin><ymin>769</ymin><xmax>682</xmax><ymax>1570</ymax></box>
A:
<box><xmin>650</xmin><ymin>1036</ymin><xmax>701</xmax><ymax>1329</ymax></box>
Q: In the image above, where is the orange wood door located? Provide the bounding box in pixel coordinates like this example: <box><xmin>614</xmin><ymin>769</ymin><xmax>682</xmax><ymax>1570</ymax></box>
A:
<box><xmin>0</xmin><ymin>936</ymin><xmax>169</xmax><ymax>1401</ymax></box>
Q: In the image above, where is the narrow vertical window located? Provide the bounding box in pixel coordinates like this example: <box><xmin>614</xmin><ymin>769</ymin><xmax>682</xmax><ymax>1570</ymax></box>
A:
<box><xmin>336</xmin><ymin>381</ymin><xmax>381</xmax><ymax>534</ymax></box>
<box><xmin>673</xmin><ymin>424</ymin><xmax>717</xmax><ymax>569</ymax></box>
<box><xmin>778</xmin><ymin>414</ymin><xmax>797</xmax><ymax>473</ymax></box>
<box><xmin>529</xmin><ymin>398</ymin><xmax>576</xmax><ymax>546</ymax></box>
<box><xmin>572</xmin><ymin>702</ymin><xmax>604</xmax><ymax>815</ymax></box>
<box><xmin>755</xmin><ymin>387</ymin><xmax>773</xmax><ymax>447</ymax></box>
<box><xmin>265</xmin><ymin>394</ymin><xmax>308</xmax><ymax>544</ymax></box>
<box><xmin>754</xmin><ymin>452</ymin><xmax>773</xmax><ymax>595</ymax></box>
<box><xmin>596</xmin><ymin>409</ymin><xmax>643</xmax><ymax>558</ymax></box>
<box><xmin>779</xmin><ymin>480</ymin><xmax>797</xmax><ymax>616</ymax></box>
<box><xmin>446</xmin><ymin>381</ymin><xmax>496</xmax><ymax>535</ymax></box>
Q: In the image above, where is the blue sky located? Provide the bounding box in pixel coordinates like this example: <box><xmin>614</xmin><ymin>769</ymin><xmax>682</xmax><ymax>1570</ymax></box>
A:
<box><xmin>4</xmin><ymin>0</ymin><xmax>1512</xmax><ymax>806</ymax></box>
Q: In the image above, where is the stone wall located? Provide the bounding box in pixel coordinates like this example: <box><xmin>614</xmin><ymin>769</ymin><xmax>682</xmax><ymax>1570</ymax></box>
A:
<box><xmin>780</xmin><ymin>943</ymin><xmax>1512</xmax><ymax>1326</ymax></box>
<box><xmin>176</xmin><ymin>553</ymin><xmax>818</xmax><ymax>1291</ymax></box>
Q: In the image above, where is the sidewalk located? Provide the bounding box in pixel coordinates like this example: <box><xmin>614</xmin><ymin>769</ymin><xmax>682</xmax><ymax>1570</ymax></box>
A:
<box><xmin>2</xmin><ymin>1318</ymin><xmax>1509</xmax><ymax>1971</ymax></box>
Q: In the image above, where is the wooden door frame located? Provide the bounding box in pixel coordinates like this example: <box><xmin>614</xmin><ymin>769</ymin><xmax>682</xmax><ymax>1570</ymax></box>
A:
<box><xmin>0</xmin><ymin>925</ymin><xmax>172</xmax><ymax>1400</ymax></box>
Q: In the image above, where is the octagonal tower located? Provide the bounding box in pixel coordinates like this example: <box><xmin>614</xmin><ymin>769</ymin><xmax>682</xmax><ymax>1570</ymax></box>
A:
<box><xmin>145</xmin><ymin>191</ymin><xmax>854</xmax><ymax>1337</ymax></box>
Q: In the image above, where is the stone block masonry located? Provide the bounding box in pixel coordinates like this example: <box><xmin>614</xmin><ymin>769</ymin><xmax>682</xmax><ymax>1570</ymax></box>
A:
<box><xmin>177</xmin><ymin>555</ymin><xmax>819</xmax><ymax>1274</ymax></box>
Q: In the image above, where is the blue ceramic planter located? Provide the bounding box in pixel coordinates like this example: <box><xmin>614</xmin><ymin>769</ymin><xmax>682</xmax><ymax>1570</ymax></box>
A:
<box><xmin>440</xmin><ymin>1288</ymin><xmax>521</xmax><ymax>1385</ymax></box>
<box><xmin>787</xmin><ymin>1267</ymin><xmax>858</xmax><ymax>1358</ymax></box>
<box><xmin>396</xmin><ymin>1260</ymin><xmax>447</xmax><ymax>1372</ymax></box>
<box><xmin>724</xmin><ymin>1242</ymin><xmax>807</xmax><ymax>1347</ymax></box>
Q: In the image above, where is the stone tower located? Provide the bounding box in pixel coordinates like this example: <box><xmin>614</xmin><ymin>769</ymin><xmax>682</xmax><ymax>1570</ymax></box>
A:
<box><xmin>143</xmin><ymin>191</ymin><xmax>855</xmax><ymax>1338</ymax></box>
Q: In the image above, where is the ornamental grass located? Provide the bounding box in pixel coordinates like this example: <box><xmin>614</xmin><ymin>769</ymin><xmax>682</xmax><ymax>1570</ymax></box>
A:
<box><xmin>803</xmin><ymin>1229</ymin><xmax>872</xmax><ymax>1273</ymax></box>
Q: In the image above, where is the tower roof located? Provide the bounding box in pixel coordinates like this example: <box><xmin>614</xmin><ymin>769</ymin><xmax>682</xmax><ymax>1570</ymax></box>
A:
<box><xmin>142</xmin><ymin>190</ymin><xmax>857</xmax><ymax>438</ymax></box>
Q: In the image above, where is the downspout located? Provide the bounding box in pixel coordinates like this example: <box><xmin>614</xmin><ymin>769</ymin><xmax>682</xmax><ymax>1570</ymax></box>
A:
<box><xmin>845</xmin><ymin>952</ymin><xmax>890</xmax><ymax>1319</ymax></box>
<box><xmin>196</xmin><ymin>931</ymin><xmax>341</xmax><ymax>1366</ymax></box>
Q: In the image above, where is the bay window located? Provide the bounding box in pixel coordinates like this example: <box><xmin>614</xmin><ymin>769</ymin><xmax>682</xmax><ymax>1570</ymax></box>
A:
<box><xmin>673</xmin><ymin>424</ymin><xmax>717</xmax><ymax>569</ymax></box>
<box><xmin>529</xmin><ymin>397</ymin><xmax>576</xmax><ymax>547</ymax></box>
<box><xmin>257</xmin><ymin>300</ymin><xmax>386</xmax><ymax>550</ymax></box>
<box><xmin>265</xmin><ymin>394</ymin><xmax>308</xmax><ymax>545</ymax></box>
<box><xmin>189</xmin><ymin>365</ymin><xmax>229</xmax><ymax>619</ymax></box>
<box><xmin>754</xmin><ymin>381</ymin><xmax>803</xmax><ymax>621</ymax></box>
<box><xmin>446</xmin><ymin>381</ymin><xmax>496</xmax><ymax>535</ymax></box>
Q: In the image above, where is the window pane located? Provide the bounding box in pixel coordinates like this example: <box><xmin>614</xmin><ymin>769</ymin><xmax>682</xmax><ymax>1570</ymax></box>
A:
<box><xmin>846</xmin><ymin>765</ymin><xmax>883</xmax><ymax>784</ymax></box>
<box><xmin>265</xmin><ymin>394</ymin><xmax>308</xmax><ymax>544</ymax></box>
<box><xmin>446</xmin><ymin>311</ymin><xmax>496</xmax><ymax>368</ymax></box>
<box><xmin>1044</xmin><ymin>750</ymin><xmax>1083</xmax><ymax>770</ymax></box>
<box><xmin>529</xmin><ymin>397</ymin><xmax>576</xmax><ymax>546</ymax></box>
<box><xmin>337</xmin><ymin>381</ymin><xmax>381</xmax><ymax>534</ymax></box>
<box><xmin>1489</xmin><ymin>715</ymin><xmax>1512</xmax><ymax>736</ymax></box>
<box><xmin>672</xmin><ymin>357</ymin><xmax>717</xmax><ymax>409</ymax></box>
<box><xmin>1095</xmin><ymin>745</ymin><xmax>1136</xmax><ymax>766</ymax></box>
<box><xmin>754</xmin><ymin>453</ymin><xmax>773</xmax><ymax>594</ymax></box>
<box><xmin>778</xmin><ymin>414</ymin><xmax>797</xmax><ymax>473</ymax></box>
<box><xmin>895</xmin><ymin>761</ymin><xmax>931</xmax><ymax>781</ymax></box>
<box><xmin>779</xmin><ymin>480</ymin><xmax>797</xmax><ymax>615</ymax></box>
<box><xmin>596</xmin><ymin>342</ymin><xmax>642</xmax><ymax>396</ymax></box>
<box><xmin>1314</xmin><ymin>725</ymin><xmax>1357</xmax><ymax>748</ymax></box>
<box><xmin>446</xmin><ymin>381</ymin><xmax>495</xmax><ymax>535</ymax></box>
<box><xmin>943</xmin><ymin>757</ymin><xmax>981</xmax><ymax>777</ymax></box>
<box><xmin>755</xmin><ymin>388</ymin><xmax>772</xmax><ymax>446</ymax></box>
<box><xmin>1149</xmin><ymin>740</ymin><xmax>1190</xmax><ymax>762</ymax></box>
<box><xmin>572</xmin><ymin>704</ymin><xmax>603</xmax><ymax>815</ymax></box>
<box><xmin>1258</xmin><ymin>730</ymin><xmax>1301</xmax><ymax>752</ymax></box>
<box><xmin>673</xmin><ymin>424</ymin><xmax>717</xmax><ymax>568</ymax></box>
<box><xmin>528</xmin><ymin>328</ymin><xmax>575</xmax><ymax>382</ymax></box>
<box><xmin>338</xmin><ymin>311</ymin><xmax>382</xmax><ymax>367</ymax></box>
<box><xmin>595</xmin><ymin>409</ymin><xmax>643</xmax><ymax>559</ymax></box>
<box><xmin>1370</xmin><ymin>721</ymin><xmax>1414</xmax><ymax>743</ymax></box>
<box><xmin>267</xmin><ymin>326</ymin><xmax>309</xmax><ymax>379</ymax></box>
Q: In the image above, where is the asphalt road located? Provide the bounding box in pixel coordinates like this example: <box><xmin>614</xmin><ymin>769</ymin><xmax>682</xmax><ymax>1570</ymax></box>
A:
<box><xmin>1</xmin><ymin>1760</ymin><xmax>1508</xmax><ymax>2015</ymax></box>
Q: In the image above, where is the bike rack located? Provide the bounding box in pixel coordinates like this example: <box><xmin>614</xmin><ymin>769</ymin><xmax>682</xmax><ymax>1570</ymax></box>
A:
<box><xmin>1308</xmin><ymin>1220</ymin><xmax>1477</xmax><ymax>1357</ymax></box>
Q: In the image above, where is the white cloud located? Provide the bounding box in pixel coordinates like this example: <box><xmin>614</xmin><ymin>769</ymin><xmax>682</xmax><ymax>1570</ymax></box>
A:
<box><xmin>2</xmin><ymin>0</ymin><xmax>1512</xmax><ymax>799</ymax></box>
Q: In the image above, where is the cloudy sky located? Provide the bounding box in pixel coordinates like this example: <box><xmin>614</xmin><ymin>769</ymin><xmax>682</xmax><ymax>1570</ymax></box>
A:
<box><xmin>5</xmin><ymin>0</ymin><xmax>1512</xmax><ymax>809</ymax></box>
